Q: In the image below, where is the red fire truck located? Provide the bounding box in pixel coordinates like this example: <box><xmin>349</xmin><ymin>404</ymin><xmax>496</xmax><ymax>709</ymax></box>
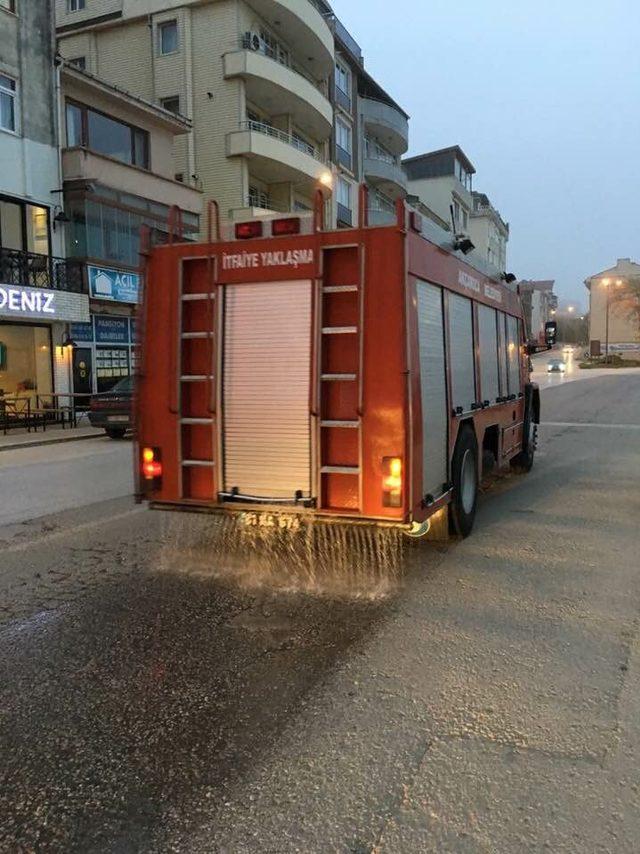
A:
<box><xmin>135</xmin><ymin>198</ymin><xmax>552</xmax><ymax>539</ymax></box>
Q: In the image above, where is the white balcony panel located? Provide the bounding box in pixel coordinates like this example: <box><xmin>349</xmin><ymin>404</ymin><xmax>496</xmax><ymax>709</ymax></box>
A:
<box><xmin>224</xmin><ymin>50</ymin><xmax>332</xmax><ymax>140</ymax></box>
<box><xmin>361</xmin><ymin>97</ymin><xmax>409</xmax><ymax>156</ymax></box>
<box><xmin>246</xmin><ymin>0</ymin><xmax>334</xmax><ymax>74</ymax></box>
<box><xmin>364</xmin><ymin>157</ymin><xmax>407</xmax><ymax>199</ymax></box>
<box><xmin>227</xmin><ymin>127</ymin><xmax>331</xmax><ymax>191</ymax></box>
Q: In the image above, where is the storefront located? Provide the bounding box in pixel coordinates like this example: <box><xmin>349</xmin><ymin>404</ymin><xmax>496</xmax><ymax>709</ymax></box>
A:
<box><xmin>0</xmin><ymin>281</ymin><xmax>90</xmax><ymax>402</ymax></box>
<box><xmin>70</xmin><ymin>313</ymin><xmax>138</xmax><ymax>395</ymax></box>
<box><xmin>68</xmin><ymin>262</ymin><xmax>141</xmax><ymax>397</ymax></box>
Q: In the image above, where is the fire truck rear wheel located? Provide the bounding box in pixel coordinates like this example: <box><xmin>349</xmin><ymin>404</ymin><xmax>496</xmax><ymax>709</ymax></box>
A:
<box><xmin>511</xmin><ymin>416</ymin><xmax>537</xmax><ymax>472</ymax></box>
<box><xmin>450</xmin><ymin>425</ymin><xmax>478</xmax><ymax>538</ymax></box>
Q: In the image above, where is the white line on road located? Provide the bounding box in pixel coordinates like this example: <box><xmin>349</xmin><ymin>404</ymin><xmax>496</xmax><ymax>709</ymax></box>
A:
<box><xmin>541</xmin><ymin>421</ymin><xmax>640</xmax><ymax>430</ymax></box>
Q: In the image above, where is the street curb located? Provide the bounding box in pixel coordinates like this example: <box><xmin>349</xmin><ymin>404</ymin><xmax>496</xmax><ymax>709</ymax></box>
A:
<box><xmin>0</xmin><ymin>432</ymin><xmax>106</xmax><ymax>453</ymax></box>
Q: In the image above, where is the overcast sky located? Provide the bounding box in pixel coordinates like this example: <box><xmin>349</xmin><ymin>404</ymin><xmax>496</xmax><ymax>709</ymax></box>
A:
<box><xmin>334</xmin><ymin>0</ymin><xmax>640</xmax><ymax>310</ymax></box>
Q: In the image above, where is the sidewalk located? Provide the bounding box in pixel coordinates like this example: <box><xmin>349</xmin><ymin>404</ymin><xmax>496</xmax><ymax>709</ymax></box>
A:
<box><xmin>0</xmin><ymin>422</ymin><xmax>105</xmax><ymax>452</ymax></box>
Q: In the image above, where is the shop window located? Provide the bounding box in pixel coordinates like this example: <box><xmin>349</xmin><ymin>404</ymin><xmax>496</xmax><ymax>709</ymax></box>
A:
<box><xmin>0</xmin><ymin>324</ymin><xmax>53</xmax><ymax>400</ymax></box>
<box><xmin>0</xmin><ymin>74</ymin><xmax>17</xmax><ymax>133</ymax></box>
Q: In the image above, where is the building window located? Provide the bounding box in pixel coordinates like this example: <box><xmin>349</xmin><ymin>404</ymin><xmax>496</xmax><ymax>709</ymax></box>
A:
<box><xmin>160</xmin><ymin>96</ymin><xmax>180</xmax><ymax>115</ymax></box>
<box><xmin>335</xmin><ymin>60</ymin><xmax>351</xmax><ymax>111</ymax></box>
<box><xmin>335</xmin><ymin>117</ymin><xmax>352</xmax><ymax>170</ymax></box>
<box><xmin>337</xmin><ymin>177</ymin><xmax>352</xmax><ymax>226</ymax></box>
<box><xmin>0</xmin><ymin>197</ymin><xmax>50</xmax><ymax>256</ymax></box>
<box><xmin>0</xmin><ymin>74</ymin><xmax>16</xmax><ymax>133</ymax></box>
<box><xmin>69</xmin><ymin>57</ymin><xmax>86</xmax><ymax>70</ymax></box>
<box><xmin>67</xmin><ymin>0</ymin><xmax>85</xmax><ymax>10</ymax></box>
<box><xmin>159</xmin><ymin>20</ymin><xmax>178</xmax><ymax>55</ymax></box>
<box><xmin>0</xmin><ymin>1</ymin><xmax>17</xmax><ymax>13</ymax></box>
<box><xmin>65</xmin><ymin>101</ymin><xmax>149</xmax><ymax>169</ymax></box>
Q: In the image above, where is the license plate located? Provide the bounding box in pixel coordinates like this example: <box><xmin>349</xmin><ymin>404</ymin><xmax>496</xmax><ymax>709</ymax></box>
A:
<box><xmin>107</xmin><ymin>415</ymin><xmax>128</xmax><ymax>423</ymax></box>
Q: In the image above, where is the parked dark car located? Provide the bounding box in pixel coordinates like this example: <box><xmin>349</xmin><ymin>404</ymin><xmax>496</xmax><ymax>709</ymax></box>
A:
<box><xmin>88</xmin><ymin>375</ymin><xmax>133</xmax><ymax>439</ymax></box>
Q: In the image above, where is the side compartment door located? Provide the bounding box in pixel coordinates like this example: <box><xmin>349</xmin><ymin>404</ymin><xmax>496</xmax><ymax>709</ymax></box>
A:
<box><xmin>417</xmin><ymin>281</ymin><xmax>448</xmax><ymax>501</ymax></box>
<box><xmin>448</xmin><ymin>292</ymin><xmax>476</xmax><ymax>413</ymax></box>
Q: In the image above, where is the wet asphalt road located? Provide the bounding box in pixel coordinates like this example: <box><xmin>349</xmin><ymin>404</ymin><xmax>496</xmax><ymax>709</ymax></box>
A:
<box><xmin>1</xmin><ymin>373</ymin><xmax>639</xmax><ymax>852</ymax></box>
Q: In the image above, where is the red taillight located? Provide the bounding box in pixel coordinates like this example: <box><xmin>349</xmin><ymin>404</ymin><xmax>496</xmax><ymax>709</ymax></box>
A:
<box><xmin>141</xmin><ymin>447</ymin><xmax>162</xmax><ymax>485</ymax></box>
<box><xmin>382</xmin><ymin>456</ymin><xmax>403</xmax><ymax>508</ymax></box>
<box><xmin>235</xmin><ymin>221</ymin><xmax>263</xmax><ymax>240</ymax></box>
<box><xmin>272</xmin><ymin>217</ymin><xmax>300</xmax><ymax>236</ymax></box>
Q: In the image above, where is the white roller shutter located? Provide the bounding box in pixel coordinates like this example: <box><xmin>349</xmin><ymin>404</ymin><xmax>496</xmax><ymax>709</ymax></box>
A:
<box><xmin>478</xmin><ymin>304</ymin><xmax>500</xmax><ymax>404</ymax></box>
<box><xmin>497</xmin><ymin>312</ymin><xmax>508</xmax><ymax>397</ymax></box>
<box><xmin>448</xmin><ymin>292</ymin><xmax>476</xmax><ymax>412</ymax></box>
<box><xmin>506</xmin><ymin>314</ymin><xmax>521</xmax><ymax>395</ymax></box>
<box><xmin>223</xmin><ymin>280</ymin><xmax>312</xmax><ymax>499</ymax></box>
<box><xmin>417</xmin><ymin>282</ymin><xmax>448</xmax><ymax>499</ymax></box>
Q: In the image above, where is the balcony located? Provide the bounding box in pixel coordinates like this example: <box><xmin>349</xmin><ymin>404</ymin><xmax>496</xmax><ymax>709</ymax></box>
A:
<box><xmin>360</xmin><ymin>97</ymin><xmax>409</xmax><ymax>156</ymax></box>
<box><xmin>224</xmin><ymin>45</ymin><xmax>332</xmax><ymax>140</ymax></box>
<box><xmin>227</xmin><ymin>121</ymin><xmax>332</xmax><ymax>192</ymax></box>
<box><xmin>363</xmin><ymin>155</ymin><xmax>407</xmax><ymax>198</ymax></box>
<box><xmin>61</xmin><ymin>148</ymin><xmax>202</xmax><ymax>215</ymax></box>
<box><xmin>244</xmin><ymin>0</ymin><xmax>334</xmax><ymax>75</ymax></box>
<box><xmin>0</xmin><ymin>248</ymin><xmax>84</xmax><ymax>293</ymax></box>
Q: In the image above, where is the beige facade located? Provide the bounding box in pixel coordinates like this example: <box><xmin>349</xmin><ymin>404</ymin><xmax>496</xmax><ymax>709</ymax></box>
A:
<box><xmin>403</xmin><ymin>147</ymin><xmax>475</xmax><ymax>234</ymax></box>
<box><xmin>586</xmin><ymin>259</ymin><xmax>640</xmax><ymax>358</ymax></box>
<box><xmin>56</xmin><ymin>0</ymin><xmax>335</xmax><ymax>229</ymax></box>
<box><xmin>468</xmin><ymin>192</ymin><xmax>509</xmax><ymax>272</ymax></box>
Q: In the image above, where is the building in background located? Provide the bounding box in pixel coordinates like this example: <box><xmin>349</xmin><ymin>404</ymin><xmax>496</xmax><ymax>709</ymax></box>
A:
<box><xmin>517</xmin><ymin>280</ymin><xmax>556</xmax><ymax>345</ymax></box>
<box><xmin>403</xmin><ymin>146</ymin><xmax>475</xmax><ymax>233</ymax></box>
<box><xmin>59</xmin><ymin>60</ymin><xmax>202</xmax><ymax>395</ymax></box>
<box><xmin>0</xmin><ymin>0</ymin><xmax>89</xmax><ymax>405</ymax></box>
<box><xmin>585</xmin><ymin>259</ymin><xmax>640</xmax><ymax>359</ymax></box>
<box><xmin>403</xmin><ymin>146</ymin><xmax>510</xmax><ymax>273</ymax></box>
<box><xmin>328</xmin><ymin>14</ymin><xmax>408</xmax><ymax>228</ymax></box>
<box><xmin>469</xmin><ymin>191</ymin><xmax>509</xmax><ymax>272</ymax></box>
<box><xmin>56</xmin><ymin>0</ymin><xmax>336</xmax><ymax>227</ymax></box>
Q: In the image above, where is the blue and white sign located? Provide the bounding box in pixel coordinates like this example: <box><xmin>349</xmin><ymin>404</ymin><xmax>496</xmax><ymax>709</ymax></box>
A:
<box><xmin>88</xmin><ymin>265</ymin><xmax>140</xmax><ymax>304</ymax></box>
<box><xmin>70</xmin><ymin>321</ymin><xmax>94</xmax><ymax>343</ymax></box>
<box><xmin>95</xmin><ymin>316</ymin><xmax>130</xmax><ymax>344</ymax></box>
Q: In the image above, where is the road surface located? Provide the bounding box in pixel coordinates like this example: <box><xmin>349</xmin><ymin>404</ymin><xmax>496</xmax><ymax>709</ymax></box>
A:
<box><xmin>1</xmin><ymin>374</ymin><xmax>639</xmax><ymax>852</ymax></box>
<box><xmin>0</xmin><ymin>438</ymin><xmax>132</xmax><ymax>527</ymax></box>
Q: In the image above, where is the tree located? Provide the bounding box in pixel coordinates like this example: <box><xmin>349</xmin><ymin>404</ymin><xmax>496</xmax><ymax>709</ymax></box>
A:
<box><xmin>611</xmin><ymin>275</ymin><xmax>640</xmax><ymax>333</ymax></box>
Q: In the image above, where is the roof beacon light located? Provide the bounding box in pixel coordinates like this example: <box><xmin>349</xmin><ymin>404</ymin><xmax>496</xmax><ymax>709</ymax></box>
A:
<box><xmin>235</xmin><ymin>221</ymin><xmax>263</xmax><ymax>240</ymax></box>
<box><xmin>272</xmin><ymin>217</ymin><xmax>301</xmax><ymax>237</ymax></box>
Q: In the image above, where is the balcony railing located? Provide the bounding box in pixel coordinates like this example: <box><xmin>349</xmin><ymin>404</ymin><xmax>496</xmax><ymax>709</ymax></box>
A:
<box><xmin>335</xmin><ymin>144</ymin><xmax>352</xmax><ymax>170</ymax></box>
<box><xmin>240</xmin><ymin>35</ymin><xmax>327</xmax><ymax>96</ymax></box>
<box><xmin>240</xmin><ymin>120</ymin><xmax>325</xmax><ymax>163</ymax></box>
<box><xmin>0</xmin><ymin>248</ymin><xmax>84</xmax><ymax>293</ymax></box>
<box><xmin>246</xmin><ymin>195</ymin><xmax>289</xmax><ymax>213</ymax></box>
<box><xmin>337</xmin><ymin>203</ymin><xmax>352</xmax><ymax>226</ymax></box>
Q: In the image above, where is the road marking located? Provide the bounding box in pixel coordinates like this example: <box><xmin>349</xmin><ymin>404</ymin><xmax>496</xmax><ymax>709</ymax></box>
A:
<box><xmin>541</xmin><ymin>421</ymin><xmax>640</xmax><ymax>430</ymax></box>
<box><xmin>1</xmin><ymin>506</ymin><xmax>146</xmax><ymax>554</ymax></box>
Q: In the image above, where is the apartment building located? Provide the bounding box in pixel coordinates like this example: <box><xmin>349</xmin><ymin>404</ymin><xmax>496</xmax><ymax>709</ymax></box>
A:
<box><xmin>0</xmin><ymin>0</ymin><xmax>90</xmax><ymax>404</ymax></box>
<box><xmin>328</xmin><ymin>15</ymin><xmax>409</xmax><ymax>227</ymax></box>
<box><xmin>56</xmin><ymin>0</ymin><xmax>336</xmax><ymax>226</ymax></box>
<box><xmin>403</xmin><ymin>146</ymin><xmax>475</xmax><ymax>234</ymax></box>
<box><xmin>517</xmin><ymin>279</ymin><xmax>556</xmax><ymax>345</ymax></box>
<box><xmin>469</xmin><ymin>191</ymin><xmax>509</xmax><ymax>272</ymax></box>
<box><xmin>585</xmin><ymin>259</ymin><xmax>640</xmax><ymax>359</ymax></box>
<box><xmin>59</xmin><ymin>60</ymin><xmax>202</xmax><ymax>395</ymax></box>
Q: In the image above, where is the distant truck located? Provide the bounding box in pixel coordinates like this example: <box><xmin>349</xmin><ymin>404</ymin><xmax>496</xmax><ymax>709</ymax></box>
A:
<box><xmin>135</xmin><ymin>196</ymin><xmax>554</xmax><ymax>539</ymax></box>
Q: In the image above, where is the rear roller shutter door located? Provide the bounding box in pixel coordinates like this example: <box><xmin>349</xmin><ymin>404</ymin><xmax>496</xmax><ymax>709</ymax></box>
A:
<box><xmin>223</xmin><ymin>280</ymin><xmax>312</xmax><ymax>500</ymax></box>
<box><xmin>478</xmin><ymin>304</ymin><xmax>500</xmax><ymax>404</ymax></box>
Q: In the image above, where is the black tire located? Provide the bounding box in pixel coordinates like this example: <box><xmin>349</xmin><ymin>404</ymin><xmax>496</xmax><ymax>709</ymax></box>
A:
<box><xmin>105</xmin><ymin>428</ymin><xmax>126</xmax><ymax>440</ymax></box>
<box><xmin>511</xmin><ymin>413</ymin><xmax>537</xmax><ymax>472</ymax></box>
<box><xmin>449</xmin><ymin>425</ymin><xmax>479</xmax><ymax>538</ymax></box>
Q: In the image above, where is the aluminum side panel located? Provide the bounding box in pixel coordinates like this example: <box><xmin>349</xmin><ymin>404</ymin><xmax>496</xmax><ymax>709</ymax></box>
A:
<box><xmin>507</xmin><ymin>314</ymin><xmax>521</xmax><ymax>394</ymax></box>
<box><xmin>417</xmin><ymin>281</ymin><xmax>448</xmax><ymax>499</ymax></box>
<box><xmin>222</xmin><ymin>280</ymin><xmax>312</xmax><ymax>498</ymax></box>
<box><xmin>448</xmin><ymin>292</ymin><xmax>476</xmax><ymax>412</ymax></box>
<box><xmin>497</xmin><ymin>312</ymin><xmax>508</xmax><ymax>397</ymax></box>
<box><xmin>478</xmin><ymin>304</ymin><xmax>500</xmax><ymax>404</ymax></box>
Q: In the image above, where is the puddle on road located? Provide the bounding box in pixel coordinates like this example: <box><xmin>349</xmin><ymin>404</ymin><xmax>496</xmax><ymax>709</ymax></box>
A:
<box><xmin>156</xmin><ymin>512</ymin><xmax>407</xmax><ymax>601</ymax></box>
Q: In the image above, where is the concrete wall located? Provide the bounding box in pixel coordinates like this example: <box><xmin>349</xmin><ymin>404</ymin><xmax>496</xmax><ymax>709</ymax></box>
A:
<box><xmin>0</xmin><ymin>1</ymin><xmax>62</xmax><ymax>257</ymax></box>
